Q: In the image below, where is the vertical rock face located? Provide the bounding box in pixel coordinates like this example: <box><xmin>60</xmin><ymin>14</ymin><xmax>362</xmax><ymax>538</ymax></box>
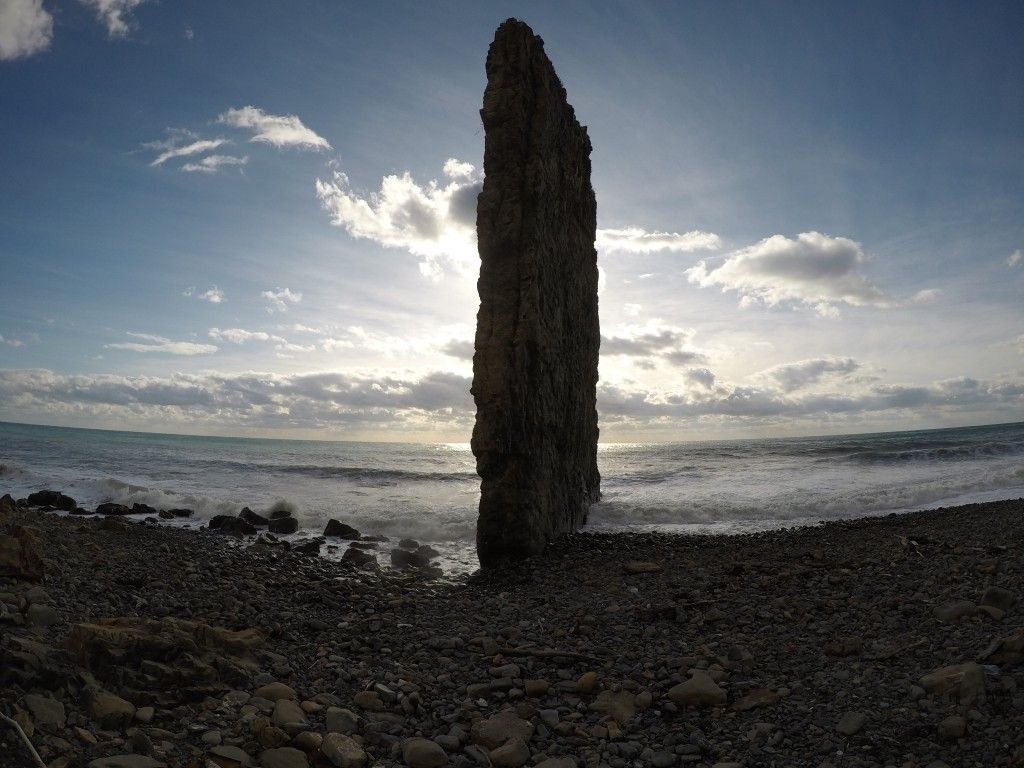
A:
<box><xmin>472</xmin><ymin>19</ymin><xmax>601</xmax><ymax>568</ymax></box>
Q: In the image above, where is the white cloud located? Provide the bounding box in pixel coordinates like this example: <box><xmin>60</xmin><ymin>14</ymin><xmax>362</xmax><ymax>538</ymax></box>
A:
<box><xmin>79</xmin><ymin>0</ymin><xmax>146</xmax><ymax>38</ymax></box>
<box><xmin>911</xmin><ymin>288</ymin><xmax>942</xmax><ymax>303</ymax></box>
<box><xmin>261</xmin><ymin>287</ymin><xmax>302</xmax><ymax>313</ymax></box>
<box><xmin>755</xmin><ymin>356</ymin><xmax>861</xmax><ymax>392</ymax></box>
<box><xmin>183</xmin><ymin>25</ymin><xmax>193</xmax><ymax>40</ymax></box>
<box><xmin>442</xmin><ymin>158</ymin><xmax>475</xmax><ymax>180</ymax></box>
<box><xmin>316</xmin><ymin>163</ymin><xmax>480</xmax><ymax>279</ymax></box>
<box><xmin>596</xmin><ymin>227</ymin><xmax>721</xmax><ymax>253</ymax></box>
<box><xmin>104</xmin><ymin>332</ymin><xmax>217</xmax><ymax>356</ymax></box>
<box><xmin>183</xmin><ymin>286</ymin><xmax>225</xmax><ymax>303</ymax></box>
<box><xmin>148</xmin><ymin>137</ymin><xmax>228</xmax><ymax>167</ymax></box>
<box><xmin>218</xmin><ymin>106</ymin><xmax>330</xmax><ymax>150</ymax></box>
<box><xmin>0</xmin><ymin>0</ymin><xmax>53</xmax><ymax>60</ymax></box>
<box><xmin>623</xmin><ymin>303</ymin><xmax>642</xmax><ymax>317</ymax></box>
<box><xmin>208</xmin><ymin>328</ymin><xmax>271</xmax><ymax>344</ymax></box>
<box><xmin>181</xmin><ymin>154</ymin><xmax>248</xmax><ymax>174</ymax></box>
<box><xmin>1008</xmin><ymin>249</ymin><xmax>1022</xmax><ymax>268</ymax></box>
<box><xmin>0</xmin><ymin>334</ymin><xmax>25</xmax><ymax>348</ymax></box>
<box><xmin>686</xmin><ymin>232</ymin><xmax>890</xmax><ymax>316</ymax></box>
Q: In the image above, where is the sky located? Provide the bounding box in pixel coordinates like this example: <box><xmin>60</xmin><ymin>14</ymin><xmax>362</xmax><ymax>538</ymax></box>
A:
<box><xmin>0</xmin><ymin>0</ymin><xmax>1022</xmax><ymax>442</ymax></box>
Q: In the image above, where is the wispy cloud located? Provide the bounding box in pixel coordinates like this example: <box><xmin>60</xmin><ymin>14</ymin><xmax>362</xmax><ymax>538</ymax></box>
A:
<box><xmin>218</xmin><ymin>106</ymin><xmax>330</xmax><ymax>150</ymax></box>
<box><xmin>0</xmin><ymin>334</ymin><xmax>25</xmax><ymax>348</ymax></box>
<box><xmin>1008</xmin><ymin>249</ymin><xmax>1022</xmax><ymax>268</ymax></box>
<box><xmin>104</xmin><ymin>332</ymin><xmax>217</xmax><ymax>355</ymax></box>
<box><xmin>597</xmin><ymin>227</ymin><xmax>720</xmax><ymax>254</ymax></box>
<box><xmin>183</xmin><ymin>286</ymin><xmax>225</xmax><ymax>303</ymax></box>
<box><xmin>208</xmin><ymin>328</ymin><xmax>272</xmax><ymax>344</ymax></box>
<box><xmin>79</xmin><ymin>0</ymin><xmax>147</xmax><ymax>39</ymax></box>
<box><xmin>147</xmin><ymin>134</ymin><xmax>228</xmax><ymax>167</ymax></box>
<box><xmin>261</xmin><ymin>287</ymin><xmax>302</xmax><ymax>313</ymax></box>
<box><xmin>686</xmin><ymin>232</ymin><xmax>890</xmax><ymax>316</ymax></box>
<box><xmin>181</xmin><ymin>154</ymin><xmax>248</xmax><ymax>174</ymax></box>
<box><xmin>0</xmin><ymin>0</ymin><xmax>53</xmax><ymax>60</ymax></box>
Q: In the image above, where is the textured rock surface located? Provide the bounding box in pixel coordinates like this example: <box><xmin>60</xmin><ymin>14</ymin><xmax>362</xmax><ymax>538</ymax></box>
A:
<box><xmin>472</xmin><ymin>18</ymin><xmax>601</xmax><ymax>568</ymax></box>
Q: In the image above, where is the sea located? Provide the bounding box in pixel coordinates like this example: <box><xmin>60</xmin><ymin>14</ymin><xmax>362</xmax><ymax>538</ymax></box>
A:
<box><xmin>1</xmin><ymin>420</ymin><xmax>1023</xmax><ymax>573</ymax></box>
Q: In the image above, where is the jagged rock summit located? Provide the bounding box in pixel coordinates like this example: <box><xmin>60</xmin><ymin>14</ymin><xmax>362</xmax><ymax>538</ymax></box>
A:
<box><xmin>472</xmin><ymin>19</ymin><xmax>601</xmax><ymax>568</ymax></box>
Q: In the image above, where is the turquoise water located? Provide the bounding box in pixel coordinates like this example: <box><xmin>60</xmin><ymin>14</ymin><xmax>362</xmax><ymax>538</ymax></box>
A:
<box><xmin>2</xmin><ymin>420</ymin><xmax>1023</xmax><ymax>569</ymax></box>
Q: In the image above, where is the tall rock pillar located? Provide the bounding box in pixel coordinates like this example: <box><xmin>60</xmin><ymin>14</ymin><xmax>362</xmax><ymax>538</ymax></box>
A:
<box><xmin>472</xmin><ymin>19</ymin><xmax>601</xmax><ymax>568</ymax></box>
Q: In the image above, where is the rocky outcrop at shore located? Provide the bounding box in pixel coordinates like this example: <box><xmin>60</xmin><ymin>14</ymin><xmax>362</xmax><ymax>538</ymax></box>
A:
<box><xmin>472</xmin><ymin>19</ymin><xmax>601</xmax><ymax>568</ymax></box>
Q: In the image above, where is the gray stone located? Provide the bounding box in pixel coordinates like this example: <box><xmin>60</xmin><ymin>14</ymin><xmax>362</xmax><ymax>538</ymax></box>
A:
<box><xmin>402</xmin><ymin>737</ymin><xmax>448</xmax><ymax>768</ymax></box>
<box><xmin>667</xmin><ymin>671</ymin><xmax>727</xmax><ymax>708</ymax></box>
<box><xmin>472</xmin><ymin>18</ymin><xmax>601</xmax><ymax>567</ymax></box>
<box><xmin>490</xmin><ymin>736</ymin><xmax>530</xmax><ymax>768</ymax></box>
<box><xmin>933</xmin><ymin>600</ymin><xmax>976</xmax><ymax>622</ymax></box>
<box><xmin>470</xmin><ymin>710</ymin><xmax>535</xmax><ymax>750</ymax></box>
<box><xmin>836</xmin><ymin>711</ymin><xmax>866</xmax><ymax>736</ymax></box>
<box><xmin>85</xmin><ymin>686</ymin><xmax>135</xmax><ymax>728</ymax></box>
<box><xmin>321</xmin><ymin>732</ymin><xmax>367</xmax><ymax>768</ymax></box>
<box><xmin>325</xmin><ymin>706</ymin><xmax>359</xmax><ymax>734</ymax></box>
<box><xmin>26</xmin><ymin>603</ymin><xmax>59</xmax><ymax>626</ymax></box>
<box><xmin>920</xmin><ymin>662</ymin><xmax>986</xmax><ymax>704</ymax></box>
<box><xmin>23</xmin><ymin>693</ymin><xmax>65</xmax><ymax>728</ymax></box>
<box><xmin>937</xmin><ymin>714</ymin><xmax>967</xmax><ymax>741</ymax></box>
<box><xmin>255</xmin><ymin>682</ymin><xmax>296</xmax><ymax>701</ymax></box>
<box><xmin>271</xmin><ymin>699</ymin><xmax>308</xmax><ymax>729</ymax></box>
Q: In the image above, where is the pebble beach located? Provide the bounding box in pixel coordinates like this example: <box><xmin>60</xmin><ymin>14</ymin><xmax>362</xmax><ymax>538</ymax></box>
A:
<box><xmin>2</xmin><ymin>493</ymin><xmax>1024</xmax><ymax>768</ymax></box>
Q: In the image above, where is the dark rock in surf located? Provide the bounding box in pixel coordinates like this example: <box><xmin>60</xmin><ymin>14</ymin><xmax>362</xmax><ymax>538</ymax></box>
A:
<box><xmin>324</xmin><ymin>520</ymin><xmax>361</xmax><ymax>540</ymax></box>
<box><xmin>209</xmin><ymin>515</ymin><xmax>230</xmax><ymax>529</ymax></box>
<box><xmin>239</xmin><ymin>507</ymin><xmax>270</xmax><ymax>527</ymax></box>
<box><xmin>269</xmin><ymin>508</ymin><xmax>293</xmax><ymax>520</ymax></box>
<box><xmin>167</xmin><ymin>508</ymin><xmax>194</xmax><ymax>518</ymax></box>
<box><xmin>391</xmin><ymin>548</ymin><xmax>431</xmax><ymax>569</ymax></box>
<box><xmin>27</xmin><ymin>490</ymin><xmax>77</xmax><ymax>512</ymax></box>
<box><xmin>96</xmin><ymin>502</ymin><xmax>133</xmax><ymax>516</ymax></box>
<box><xmin>268</xmin><ymin>516</ymin><xmax>298</xmax><ymax>535</ymax></box>
<box><xmin>342</xmin><ymin>547</ymin><xmax>377</xmax><ymax>567</ymax></box>
<box><xmin>472</xmin><ymin>19</ymin><xmax>601</xmax><ymax>568</ymax></box>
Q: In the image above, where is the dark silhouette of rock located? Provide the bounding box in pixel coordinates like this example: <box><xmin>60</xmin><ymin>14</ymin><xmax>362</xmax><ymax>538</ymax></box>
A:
<box><xmin>268</xmin><ymin>515</ymin><xmax>298</xmax><ymax>535</ymax></box>
<box><xmin>239</xmin><ymin>507</ymin><xmax>270</xmax><ymax>526</ymax></box>
<box><xmin>324</xmin><ymin>519</ymin><xmax>361</xmax><ymax>539</ymax></box>
<box><xmin>27</xmin><ymin>490</ymin><xmax>77</xmax><ymax>511</ymax></box>
<box><xmin>472</xmin><ymin>19</ymin><xmax>601</xmax><ymax>568</ymax></box>
<box><xmin>96</xmin><ymin>502</ymin><xmax>133</xmax><ymax>516</ymax></box>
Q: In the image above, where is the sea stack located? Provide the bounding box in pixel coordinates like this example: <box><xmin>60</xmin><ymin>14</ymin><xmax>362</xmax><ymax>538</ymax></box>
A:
<box><xmin>472</xmin><ymin>19</ymin><xmax>601</xmax><ymax>568</ymax></box>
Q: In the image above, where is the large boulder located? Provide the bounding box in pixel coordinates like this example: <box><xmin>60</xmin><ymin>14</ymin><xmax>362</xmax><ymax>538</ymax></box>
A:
<box><xmin>66</xmin><ymin>617</ymin><xmax>262</xmax><ymax>705</ymax></box>
<box><xmin>268</xmin><ymin>515</ymin><xmax>298</xmax><ymax>535</ymax></box>
<box><xmin>323</xmin><ymin>519</ymin><xmax>360</xmax><ymax>539</ymax></box>
<box><xmin>472</xmin><ymin>19</ymin><xmax>601</xmax><ymax>567</ymax></box>
<box><xmin>0</xmin><ymin>525</ymin><xmax>45</xmax><ymax>581</ymax></box>
<box><xmin>26</xmin><ymin>490</ymin><xmax>77</xmax><ymax>511</ymax></box>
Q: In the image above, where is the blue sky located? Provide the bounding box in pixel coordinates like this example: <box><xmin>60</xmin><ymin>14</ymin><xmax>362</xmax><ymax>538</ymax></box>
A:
<box><xmin>0</xmin><ymin>0</ymin><xmax>1021</xmax><ymax>440</ymax></box>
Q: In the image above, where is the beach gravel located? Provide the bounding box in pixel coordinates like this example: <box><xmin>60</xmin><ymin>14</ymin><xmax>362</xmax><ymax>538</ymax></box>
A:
<box><xmin>0</xmin><ymin>496</ymin><xmax>1023</xmax><ymax>767</ymax></box>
